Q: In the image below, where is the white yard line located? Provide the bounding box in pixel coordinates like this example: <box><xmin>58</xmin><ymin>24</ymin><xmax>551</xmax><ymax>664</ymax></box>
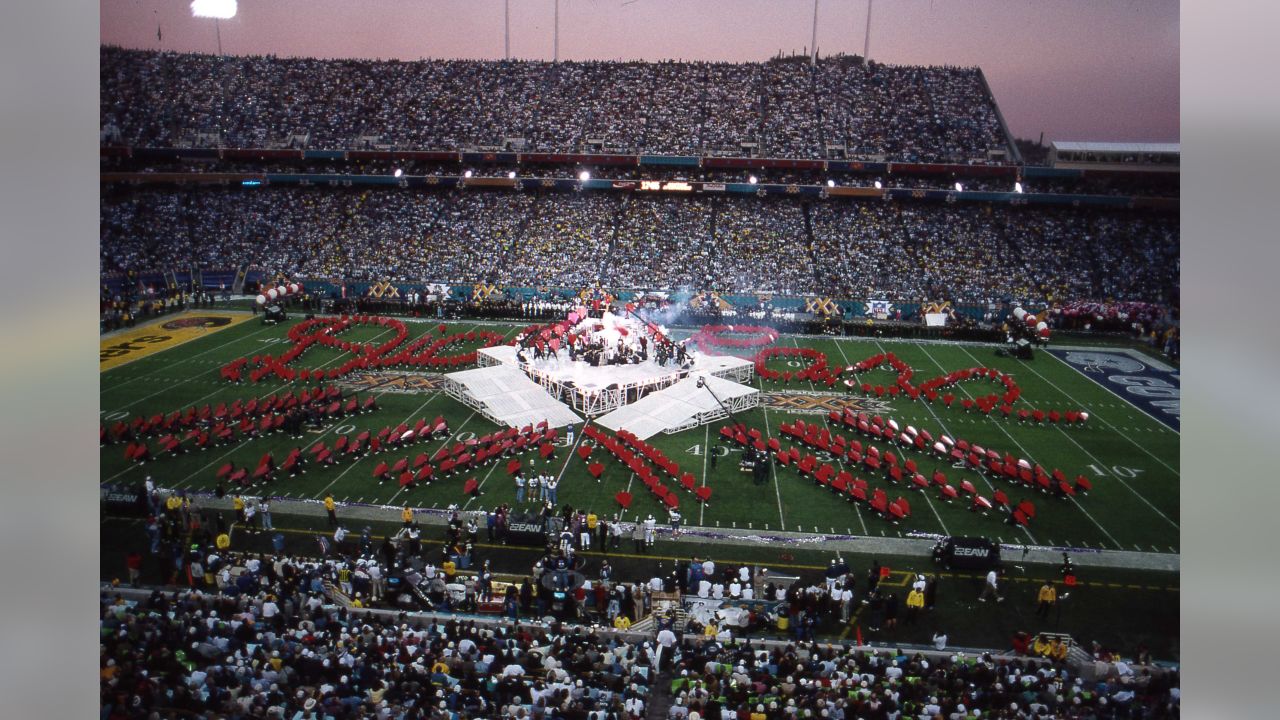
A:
<box><xmin>915</xmin><ymin>343</ymin><xmax>1122</xmax><ymax>550</ymax></box>
<box><xmin>754</xmin><ymin>376</ymin><xmax>788</xmax><ymax>531</ymax></box>
<box><xmin>458</xmin><ymin>453</ymin><xmax>510</xmax><ymax>512</ymax></box>
<box><xmin>366</xmin><ymin>409</ymin><xmax>479</xmax><ymax>505</ymax></box>
<box><xmin>102</xmin><ymin>320</ymin><xmax>279</xmax><ymax>395</ymax></box>
<box><xmin>106</xmin><ymin>326</ymin><xmax>285</xmax><ymax>410</ymax></box>
<box><xmin>105</xmin><ymin>325</ymin><xmax>403</xmax><ymax>487</ymax></box>
<box><xmin>1032</xmin><ymin>350</ymin><xmax>1181</xmax><ymax>471</ymax></box>
<box><xmin>956</xmin><ymin>345</ymin><xmax>1179</xmax><ymax>531</ymax></box>
<box><xmin>372</xmin><ymin>399</ymin><xmax>462</xmax><ymax>506</ymax></box>
<box><xmin>863</xmin><ymin>340</ymin><xmax>967</xmax><ymax>539</ymax></box>
<box><xmin>699</xmin><ymin>424</ymin><xmax>710</xmax><ymax>527</ymax></box>
<box><xmin>827</xmin><ymin>337</ymin><xmax>871</xmax><ymax>536</ymax></box>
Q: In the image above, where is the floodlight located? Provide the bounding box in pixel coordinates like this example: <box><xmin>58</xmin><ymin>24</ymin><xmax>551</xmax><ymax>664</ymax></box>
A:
<box><xmin>1014</xmin><ymin>182</ymin><xmax>1023</xmax><ymax>194</ymax></box>
<box><xmin>191</xmin><ymin>0</ymin><xmax>237</xmax><ymax>19</ymax></box>
<box><xmin>464</xmin><ymin>170</ymin><xmax>474</xmax><ymax>178</ymax></box>
<box><xmin>508</xmin><ymin>171</ymin><xmax>517</xmax><ymax>179</ymax></box>
<box><xmin>954</xmin><ymin>182</ymin><xmax>964</xmax><ymax>192</ymax></box>
<box><xmin>826</xmin><ymin>179</ymin><xmax>836</xmax><ymax>188</ymax></box>
<box><xmin>579</xmin><ymin>170</ymin><xmax>591</xmax><ymax>181</ymax></box>
<box><xmin>748</xmin><ymin>175</ymin><xmax>758</xmax><ymax>185</ymax></box>
<box><xmin>393</xmin><ymin>168</ymin><xmax>403</xmax><ymax>178</ymax></box>
<box><xmin>873</xmin><ymin>181</ymin><xmax>882</xmax><ymax>189</ymax></box>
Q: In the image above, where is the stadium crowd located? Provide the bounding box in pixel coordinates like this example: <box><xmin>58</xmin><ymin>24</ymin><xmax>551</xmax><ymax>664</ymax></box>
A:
<box><xmin>101</xmin><ymin>48</ymin><xmax>1010</xmax><ymax>163</ymax></box>
<box><xmin>102</xmin><ymin>187</ymin><xmax>1179</xmax><ymax>306</ymax></box>
<box><xmin>102</xmin><ymin>495</ymin><xmax>1181</xmax><ymax>719</ymax></box>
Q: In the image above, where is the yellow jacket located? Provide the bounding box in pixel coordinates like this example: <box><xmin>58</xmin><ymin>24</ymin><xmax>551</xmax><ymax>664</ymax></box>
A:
<box><xmin>613</xmin><ymin>615</ymin><xmax>631</xmax><ymax>630</ymax></box>
<box><xmin>324</xmin><ymin>496</ymin><xmax>335</xmax><ymax>512</ymax></box>
<box><xmin>402</xmin><ymin>507</ymin><xmax>414</xmax><ymax>523</ymax></box>
<box><xmin>906</xmin><ymin>590</ymin><xmax>925</xmax><ymax>609</ymax></box>
<box><xmin>1038</xmin><ymin>585</ymin><xmax>1057</xmax><ymax>603</ymax></box>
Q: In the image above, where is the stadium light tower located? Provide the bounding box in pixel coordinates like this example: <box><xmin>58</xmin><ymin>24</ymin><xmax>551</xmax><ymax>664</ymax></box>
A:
<box><xmin>811</xmin><ymin>0</ymin><xmax>819</xmax><ymax>66</ymax></box>
<box><xmin>505</xmin><ymin>0</ymin><xmax>511</xmax><ymax>60</ymax></box>
<box><xmin>863</xmin><ymin>0</ymin><xmax>873</xmax><ymax>60</ymax></box>
<box><xmin>554</xmin><ymin>0</ymin><xmax>560</xmax><ymax>62</ymax></box>
<box><xmin>191</xmin><ymin>0</ymin><xmax>236</xmax><ymax>56</ymax></box>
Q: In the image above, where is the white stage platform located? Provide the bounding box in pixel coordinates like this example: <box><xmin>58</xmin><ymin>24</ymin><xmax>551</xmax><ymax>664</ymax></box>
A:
<box><xmin>440</xmin><ymin>365</ymin><xmax>583</xmax><ymax>429</ymax></box>
<box><xmin>476</xmin><ymin>345</ymin><xmax>755</xmax><ymax>416</ymax></box>
<box><xmin>594</xmin><ymin>374</ymin><xmax>760</xmax><ymax>439</ymax></box>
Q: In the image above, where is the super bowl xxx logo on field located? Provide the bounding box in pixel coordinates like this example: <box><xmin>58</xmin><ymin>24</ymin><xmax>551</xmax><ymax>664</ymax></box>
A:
<box><xmin>338</xmin><ymin>372</ymin><xmax>447</xmax><ymax>394</ymax></box>
<box><xmin>762</xmin><ymin>391</ymin><xmax>893</xmax><ymax>415</ymax></box>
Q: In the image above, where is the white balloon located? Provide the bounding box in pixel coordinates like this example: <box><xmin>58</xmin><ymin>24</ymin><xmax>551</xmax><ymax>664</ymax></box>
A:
<box><xmin>267</xmin><ymin>288</ymin><xmax>278</xmax><ymax>300</ymax></box>
<box><xmin>255</xmin><ymin>294</ymin><xmax>267</xmax><ymax>305</ymax></box>
<box><xmin>1012</xmin><ymin>307</ymin><xmax>1028</xmax><ymax>320</ymax></box>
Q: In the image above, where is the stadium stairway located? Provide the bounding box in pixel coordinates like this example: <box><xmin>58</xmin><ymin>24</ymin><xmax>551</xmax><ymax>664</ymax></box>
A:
<box><xmin>645</xmin><ymin>668</ymin><xmax>675</xmax><ymax>720</ymax></box>
<box><xmin>801</xmin><ymin>202</ymin><xmax>822</xmax><ymax>290</ymax></box>
<box><xmin>599</xmin><ymin>195</ymin><xmax>627</xmax><ymax>279</ymax></box>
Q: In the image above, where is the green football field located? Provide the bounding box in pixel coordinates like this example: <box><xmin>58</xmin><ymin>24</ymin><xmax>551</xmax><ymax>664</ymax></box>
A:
<box><xmin>100</xmin><ymin>312</ymin><xmax>1179</xmax><ymax>555</ymax></box>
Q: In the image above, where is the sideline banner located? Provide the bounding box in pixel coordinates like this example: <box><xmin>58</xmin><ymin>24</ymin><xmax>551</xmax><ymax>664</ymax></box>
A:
<box><xmin>100</xmin><ymin>312</ymin><xmax>252</xmax><ymax>371</ymax></box>
<box><xmin>1044</xmin><ymin>348</ymin><xmax>1180</xmax><ymax>431</ymax></box>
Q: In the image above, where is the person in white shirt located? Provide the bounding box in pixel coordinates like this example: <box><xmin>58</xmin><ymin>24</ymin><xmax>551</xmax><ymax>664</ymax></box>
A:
<box><xmin>979</xmin><ymin>568</ymin><xmax>1003</xmax><ymax>602</ymax></box>
<box><xmin>527</xmin><ymin>475</ymin><xmax>540</xmax><ymax>503</ymax></box>
<box><xmin>711</xmin><ymin>583</ymin><xmax>724</xmax><ymax>599</ymax></box>
<box><xmin>649</xmin><ymin>576</ymin><xmax>664</xmax><ymax>592</ymax></box>
<box><xmin>656</xmin><ymin>627</ymin><xmax>676</xmax><ymax>648</ymax></box>
<box><xmin>741</xmin><ymin>586</ymin><xmax>754</xmax><ymax>600</ymax></box>
<box><xmin>698</xmin><ymin>579</ymin><xmax>711</xmax><ymax>598</ymax></box>
<box><xmin>367</xmin><ymin>562</ymin><xmax>383</xmax><ymax>600</ymax></box>
<box><xmin>933</xmin><ymin>631</ymin><xmax>948</xmax><ymax>650</ymax></box>
<box><xmin>701</xmin><ymin>559</ymin><xmax>715</xmax><ymax>578</ymax></box>
<box><xmin>839</xmin><ymin>587</ymin><xmax>855</xmax><ymax>622</ymax></box>
<box><xmin>729</xmin><ymin>581</ymin><xmax>742</xmax><ymax>598</ymax></box>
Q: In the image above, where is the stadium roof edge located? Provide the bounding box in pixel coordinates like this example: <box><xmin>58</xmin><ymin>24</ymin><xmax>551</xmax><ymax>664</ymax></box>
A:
<box><xmin>1050</xmin><ymin>141</ymin><xmax>1179</xmax><ymax>154</ymax></box>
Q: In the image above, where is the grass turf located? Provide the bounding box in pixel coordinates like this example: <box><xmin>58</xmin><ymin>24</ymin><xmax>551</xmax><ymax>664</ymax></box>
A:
<box><xmin>101</xmin><ymin>315</ymin><xmax>1180</xmax><ymax>554</ymax></box>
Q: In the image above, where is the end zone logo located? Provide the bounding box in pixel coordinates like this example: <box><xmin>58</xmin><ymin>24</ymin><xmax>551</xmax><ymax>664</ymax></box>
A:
<box><xmin>953</xmin><ymin>547</ymin><xmax>990</xmax><ymax>557</ymax></box>
<box><xmin>161</xmin><ymin>316</ymin><xmax>233</xmax><ymax>330</ymax></box>
<box><xmin>1047</xmin><ymin>349</ymin><xmax>1180</xmax><ymax>431</ymax></box>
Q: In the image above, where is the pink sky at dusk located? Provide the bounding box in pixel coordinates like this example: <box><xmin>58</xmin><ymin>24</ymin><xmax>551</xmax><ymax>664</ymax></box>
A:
<box><xmin>100</xmin><ymin>0</ymin><xmax>1178</xmax><ymax>144</ymax></box>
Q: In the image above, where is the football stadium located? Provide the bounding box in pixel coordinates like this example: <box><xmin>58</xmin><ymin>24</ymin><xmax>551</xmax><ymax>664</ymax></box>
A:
<box><xmin>99</xmin><ymin>3</ymin><xmax>1180</xmax><ymax>718</ymax></box>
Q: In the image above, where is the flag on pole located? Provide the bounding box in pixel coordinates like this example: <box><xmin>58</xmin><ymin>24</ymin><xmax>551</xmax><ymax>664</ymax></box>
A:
<box><xmin>855</xmin><ymin>625</ymin><xmax>864</xmax><ymax>646</ymax></box>
<box><xmin>157</xmin><ymin>24</ymin><xmax>162</xmax><ymax>43</ymax></box>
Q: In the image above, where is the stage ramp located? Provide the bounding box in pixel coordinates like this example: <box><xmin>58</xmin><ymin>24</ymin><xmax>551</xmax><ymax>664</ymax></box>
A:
<box><xmin>440</xmin><ymin>365</ymin><xmax>583</xmax><ymax>429</ymax></box>
<box><xmin>594</xmin><ymin>374</ymin><xmax>759</xmax><ymax>440</ymax></box>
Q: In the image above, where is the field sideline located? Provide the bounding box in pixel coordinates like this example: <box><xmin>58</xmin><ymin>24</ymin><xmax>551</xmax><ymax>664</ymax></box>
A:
<box><xmin>100</xmin><ymin>312</ymin><xmax>1179</xmax><ymax>555</ymax></box>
